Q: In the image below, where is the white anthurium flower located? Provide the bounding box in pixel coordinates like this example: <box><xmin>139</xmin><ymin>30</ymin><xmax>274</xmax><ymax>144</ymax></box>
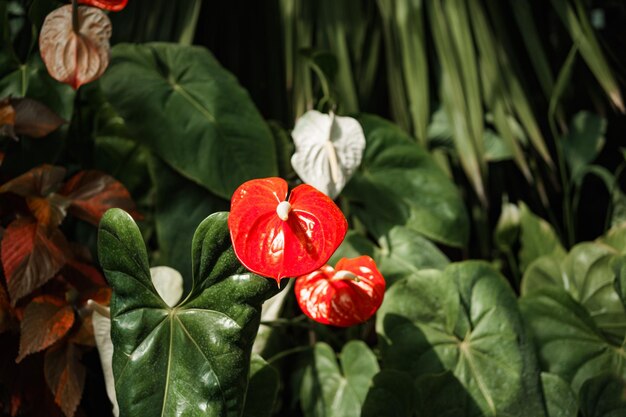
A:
<box><xmin>89</xmin><ymin>266</ymin><xmax>184</xmax><ymax>417</ymax></box>
<box><xmin>291</xmin><ymin>110</ymin><xmax>366</xmax><ymax>199</ymax></box>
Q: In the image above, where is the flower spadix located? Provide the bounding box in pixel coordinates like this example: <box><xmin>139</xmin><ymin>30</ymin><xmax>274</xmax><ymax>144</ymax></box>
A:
<box><xmin>295</xmin><ymin>256</ymin><xmax>386</xmax><ymax>327</ymax></box>
<box><xmin>291</xmin><ymin>110</ymin><xmax>366</xmax><ymax>199</ymax></box>
<box><xmin>228</xmin><ymin>177</ymin><xmax>347</xmax><ymax>284</ymax></box>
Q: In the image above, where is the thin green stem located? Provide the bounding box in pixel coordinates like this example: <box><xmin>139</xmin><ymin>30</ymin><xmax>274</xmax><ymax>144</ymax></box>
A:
<box><xmin>267</xmin><ymin>345</ymin><xmax>312</xmax><ymax>365</ymax></box>
<box><xmin>504</xmin><ymin>248</ymin><xmax>521</xmax><ymax>292</ymax></box>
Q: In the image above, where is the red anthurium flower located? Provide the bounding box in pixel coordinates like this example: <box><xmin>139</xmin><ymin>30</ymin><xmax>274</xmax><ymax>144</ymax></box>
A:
<box><xmin>229</xmin><ymin>177</ymin><xmax>347</xmax><ymax>284</ymax></box>
<box><xmin>295</xmin><ymin>256</ymin><xmax>386</xmax><ymax>327</ymax></box>
<box><xmin>78</xmin><ymin>0</ymin><xmax>128</xmax><ymax>11</ymax></box>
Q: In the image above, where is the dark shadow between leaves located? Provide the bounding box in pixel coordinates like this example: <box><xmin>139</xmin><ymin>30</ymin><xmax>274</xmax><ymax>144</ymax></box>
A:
<box><xmin>366</xmin><ymin>313</ymin><xmax>483</xmax><ymax>417</ymax></box>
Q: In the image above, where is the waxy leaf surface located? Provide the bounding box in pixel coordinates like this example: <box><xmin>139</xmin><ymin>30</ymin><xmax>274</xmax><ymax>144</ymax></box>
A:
<box><xmin>102</xmin><ymin>43</ymin><xmax>277</xmax><ymax>199</ymax></box>
<box><xmin>98</xmin><ymin>209</ymin><xmax>279</xmax><ymax>416</ymax></box>
<box><xmin>343</xmin><ymin>114</ymin><xmax>468</xmax><ymax>247</ymax></box>
<box><xmin>300</xmin><ymin>341</ymin><xmax>379</xmax><ymax>417</ymax></box>
<box><xmin>149</xmin><ymin>155</ymin><xmax>228</xmax><ymax>286</ymax></box>
<box><xmin>331</xmin><ymin>228</ymin><xmax>449</xmax><ymax>287</ymax></box>
<box><xmin>520</xmin><ymin>288</ymin><xmax>626</xmax><ymax>392</ymax></box>
<box><xmin>522</xmin><ymin>242</ymin><xmax>626</xmax><ymax>341</ymax></box>
<box><xmin>229</xmin><ymin>177</ymin><xmax>347</xmax><ymax>282</ymax></box>
<box><xmin>377</xmin><ymin>261</ymin><xmax>546</xmax><ymax>416</ymax></box>
<box><xmin>39</xmin><ymin>5</ymin><xmax>112</xmax><ymax>89</ymax></box>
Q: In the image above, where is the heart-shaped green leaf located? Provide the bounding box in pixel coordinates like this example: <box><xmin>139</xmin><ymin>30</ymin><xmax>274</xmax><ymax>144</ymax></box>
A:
<box><xmin>242</xmin><ymin>354</ymin><xmax>279</xmax><ymax>417</ymax></box>
<box><xmin>361</xmin><ymin>370</ymin><xmax>416</xmax><ymax>417</ymax></box>
<box><xmin>98</xmin><ymin>208</ymin><xmax>279</xmax><ymax>416</ymax></box>
<box><xmin>522</xmin><ymin>242</ymin><xmax>626</xmax><ymax>341</ymax></box>
<box><xmin>148</xmin><ymin>155</ymin><xmax>228</xmax><ymax>287</ymax></box>
<box><xmin>541</xmin><ymin>373</ymin><xmax>578</xmax><ymax>417</ymax></box>
<box><xmin>377</xmin><ymin>261</ymin><xmax>546</xmax><ymax>416</ymax></box>
<box><xmin>102</xmin><ymin>42</ymin><xmax>278</xmax><ymax>199</ymax></box>
<box><xmin>579</xmin><ymin>374</ymin><xmax>626</xmax><ymax>417</ymax></box>
<box><xmin>520</xmin><ymin>288</ymin><xmax>626</xmax><ymax>392</ymax></box>
<box><xmin>330</xmin><ymin>228</ymin><xmax>449</xmax><ymax>287</ymax></box>
<box><xmin>343</xmin><ymin>114</ymin><xmax>469</xmax><ymax>247</ymax></box>
<box><xmin>299</xmin><ymin>341</ymin><xmax>379</xmax><ymax>417</ymax></box>
<box><xmin>518</xmin><ymin>202</ymin><xmax>565</xmax><ymax>271</ymax></box>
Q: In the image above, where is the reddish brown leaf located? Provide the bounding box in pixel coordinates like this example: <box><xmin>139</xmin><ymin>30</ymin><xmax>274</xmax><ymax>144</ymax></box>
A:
<box><xmin>12</xmin><ymin>98</ymin><xmax>66</xmax><ymax>138</ymax></box>
<box><xmin>44</xmin><ymin>342</ymin><xmax>85</xmax><ymax>417</ymax></box>
<box><xmin>1</xmin><ymin>218</ymin><xmax>67</xmax><ymax>304</ymax></box>
<box><xmin>17</xmin><ymin>295</ymin><xmax>75</xmax><ymax>362</ymax></box>
<box><xmin>0</xmin><ymin>152</ymin><xmax>5</xmax><ymax>166</ymax></box>
<box><xmin>39</xmin><ymin>5</ymin><xmax>112</xmax><ymax>90</ymax></box>
<box><xmin>61</xmin><ymin>170</ymin><xmax>139</xmax><ymax>225</ymax></box>
<box><xmin>0</xmin><ymin>165</ymin><xmax>66</xmax><ymax>197</ymax></box>
<box><xmin>64</xmin><ymin>259</ymin><xmax>107</xmax><ymax>288</ymax></box>
<box><xmin>26</xmin><ymin>194</ymin><xmax>70</xmax><ymax>228</ymax></box>
<box><xmin>68</xmin><ymin>314</ymin><xmax>94</xmax><ymax>347</ymax></box>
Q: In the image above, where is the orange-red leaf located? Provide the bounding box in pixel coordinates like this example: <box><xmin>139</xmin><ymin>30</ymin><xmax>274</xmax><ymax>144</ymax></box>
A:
<box><xmin>17</xmin><ymin>296</ymin><xmax>75</xmax><ymax>362</ymax></box>
<box><xmin>0</xmin><ymin>165</ymin><xmax>66</xmax><ymax>198</ymax></box>
<box><xmin>39</xmin><ymin>5</ymin><xmax>112</xmax><ymax>90</ymax></box>
<box><xmin>61</xmin><ymin>170</ymin><xmax>139</xmax><ymax>225</ymax></box>
<box><xmin>44</xmin><ymin>342</ymin><xmax>85</xmax><ymax>417</ymax></box>
<box><xmin>1</xmin><ymin>218</ymin><xmax>67</xmax><ymax>304</ymax></box>
<box><xmin>12</xmin><ymin>98</ymin><xmax>66</xmax><ymax>138</ymax></box>
<box><xmin>27</xmin><ymin>194</ymin><xmax>70</xmax><ymax>228</ymax></box>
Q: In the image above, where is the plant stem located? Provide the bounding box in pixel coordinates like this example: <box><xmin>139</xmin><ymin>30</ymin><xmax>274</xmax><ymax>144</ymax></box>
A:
<box><xmin>504</xmin><ymin>248</ymin><xmax>521</xmax><ymax>292</ymax></box>
<box><xmin>267</xmin><ymin>345</ymin><xmax>312</xmax><ymax>365</ymax></box>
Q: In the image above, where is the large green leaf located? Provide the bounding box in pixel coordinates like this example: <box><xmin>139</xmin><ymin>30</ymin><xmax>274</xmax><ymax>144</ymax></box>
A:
<box><xmin>98</xmin><ymin>208</ymin><xmax>279</xmax><ymax>416</ymax></box>
<box><xmin>414</xmin><ymin>371</ymin><xmax>479</xmax><ymax>417</ymax></box>
<box><xmin>361</xmin><ymin>370</ymin><xmax>416</xmax><ymax>417</ymax></box>
<box><xmin>519</xmin><ymin>202</ymin><xmax>566</xmax><ymax>271</ymax></box>
<box><xmin>330</xmin><ymin>228</ymin><xmax>449</xmax><ymax>287</ymax></box>
<box><xmin>377</xmin><ymin>261</ymin><xmax>546</xmax><ymax>416</ymax></box>
<box><xmin>579</xmin><ymin>374</ymin><xmax>626</xmax><ymax>417</ymax></box>
<box><xmin>522</xmin><ymin>243</ymin><xmax>626</xmax><ymax>341</ymax></box>
<box><xmin>520</xmin><ymin>288</ymin><xmax>626</xmax><ymax>393</ymax></box>
<box><xmin>299</xmin><ymin>341</ymin><xmax>379</xmax><ymax>417</ymax></box>
<box><xmin>109</xmin><ymin>0</ymin><xmax>202</xmax><ymax>45</ymax></box>
<box><xmin>563</xmin><ymin>111</ymin><xmax>606</xmax><ymax>181</ymax></box>
<box><xmin>242</xmin><ymin>355</ymin><xmax>280</xmax><ymax>417</ymax></box>
<box><xmin>102</xmin><ymin>43</ymin><xmax>278</xmax><ymax>199</ymax></box>
<box><xmin>541</xmin><ymin>373</ymin><xmax>578</xmax><ymax>417</ymax></box>
<box><xmin>148</xmin><ymin>154</ymin><xmax>228</xmax><ymax>288</ymax></box>
<box><xmin>344</xmin><ymin>114</ymin><xmax>469</xmax><ymax>247</ymax></box>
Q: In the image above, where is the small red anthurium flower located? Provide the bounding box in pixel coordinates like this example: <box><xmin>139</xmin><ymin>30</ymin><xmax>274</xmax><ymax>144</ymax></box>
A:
<box><xmin>78</xmin><ymin>0</ymin><xmax>128</xmax><ymax>11</ymax></box>
<box><xmin>295</xmin><ymin>256</ymin><xmax>386</xmax><ymax>327</ymax></box>
<box><xmin>228</xmin><ymin>177</ymin><xmax>347</xmax><ymax>284</ymax></box>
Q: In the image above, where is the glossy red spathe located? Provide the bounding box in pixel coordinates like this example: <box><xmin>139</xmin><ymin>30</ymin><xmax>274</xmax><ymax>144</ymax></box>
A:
<box><xmin>228</xmin><ymin>177</ymin><xmax>347</xmax><ymax>284</ymax></box>
<box><xmin>78</xmin><ymin>0</ymin><xmax>128</xmax><ymax>11</ymax></box>
<box><xmin>295</xmin><ymin>256</ymin><xmax>386</xmax><ymax>327</ymax></box>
